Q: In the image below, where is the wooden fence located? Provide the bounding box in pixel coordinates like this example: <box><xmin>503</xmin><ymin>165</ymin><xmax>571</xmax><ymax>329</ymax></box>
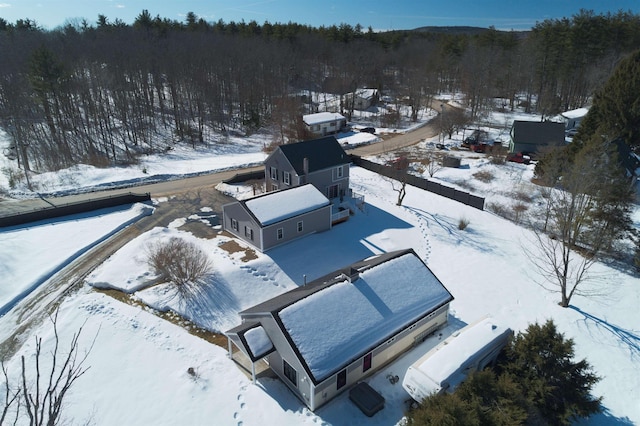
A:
<box><xmin>350</xmin><ymin>155</ymin><xmax>485</xmax><ymax>210</ymax></box>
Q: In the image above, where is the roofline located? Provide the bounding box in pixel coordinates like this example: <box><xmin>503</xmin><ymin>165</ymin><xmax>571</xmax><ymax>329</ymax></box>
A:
<box><xmin>239</xmin><ymin>248</ymin><xmax>455</xmax><ymax>385</ymax></box>
<box><xmin>239</xmin><ymin>183</ymin><xmax>328</xmax><ymax>226</ymax></box>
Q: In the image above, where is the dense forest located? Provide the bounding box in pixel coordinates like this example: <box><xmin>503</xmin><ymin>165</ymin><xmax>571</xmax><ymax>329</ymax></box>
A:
<box><xmin>1</xmin><ymin>9</ymin><xmax>639</xmax><ymax>174</ymax></box>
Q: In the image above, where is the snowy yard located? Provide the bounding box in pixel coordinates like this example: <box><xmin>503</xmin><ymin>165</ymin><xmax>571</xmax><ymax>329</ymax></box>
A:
<box><xmin>0</xmin><ymin>163</ymin><xmax>638</xmax><ymax>425</ymax></box>
<box><xmin>0</xmin><ymin>103</ymin><xmax>638</xmax><ymax>425</ymax></box>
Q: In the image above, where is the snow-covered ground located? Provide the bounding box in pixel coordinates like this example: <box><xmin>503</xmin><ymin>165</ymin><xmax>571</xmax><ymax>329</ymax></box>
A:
<box><xmin>0</xmin><ymin>106</ymin><xmax>638</xmax><ymax>425</ymax></box>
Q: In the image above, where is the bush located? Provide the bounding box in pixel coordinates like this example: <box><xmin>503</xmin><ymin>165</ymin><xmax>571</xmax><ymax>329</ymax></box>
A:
<box><xmin>458</xmin><ymin>217</ymin><xmax>470</xmax><ymax>230</ymax></box>
<box><xmin>487</xmin><ymin>202</ymin><xmax>508</xmax><ymax>218</ymax></box>
<box><xmin>147</xmin><ymin>237</ymin><xmax>212</xmax><ymax>298</ymax></box>
<box><xmin>472</xmin><ymin>170</ymin><xmax>494</xmax><ymax>183</ymax></box>
<box><xmin>512</xmin><ymin>202</ymin><xmax>528</xmax><ymax>224</ymax></box>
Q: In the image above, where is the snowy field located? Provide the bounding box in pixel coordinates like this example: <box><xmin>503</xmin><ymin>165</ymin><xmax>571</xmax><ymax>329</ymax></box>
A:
<box><xmin>0</xmin><ymin>105</ymin><xmax>639</xmax><ymax>425</ymax></box>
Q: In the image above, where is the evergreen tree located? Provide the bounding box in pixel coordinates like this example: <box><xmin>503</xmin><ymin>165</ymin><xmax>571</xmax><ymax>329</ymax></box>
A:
<box><xmin>503</xmin><ymin>321</ymin><xmax>602</xmax><ymax>424</ymax></box>
<box><xmin>575</xmin><ymin>49</ymin><xmax>640</xmax><ymax>149</ymax></box>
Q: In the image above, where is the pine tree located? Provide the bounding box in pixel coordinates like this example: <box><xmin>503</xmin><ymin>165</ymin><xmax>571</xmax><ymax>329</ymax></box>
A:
<box><xmin>575</xmin><ymin>49</ymin><xmax>640</xmax><ymax>149</ymax></box>
<box><xmin>503</xmin><ymin>321</ymin><xmax>602</xmax><ymax>425</ymax></box>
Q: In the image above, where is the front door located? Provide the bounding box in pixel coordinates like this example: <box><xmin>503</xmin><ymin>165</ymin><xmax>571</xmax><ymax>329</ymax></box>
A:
<box><xmin>327</xmin><ymin>184</ymin><xmax>339</xmax><ymax>199</ymax></box>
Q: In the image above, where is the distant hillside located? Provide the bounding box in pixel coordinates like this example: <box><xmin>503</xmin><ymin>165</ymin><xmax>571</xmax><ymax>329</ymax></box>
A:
<box><xmin>412</xmin><ymin>26</ymin><xmax>529</xmax><ymax>36</ymax></box>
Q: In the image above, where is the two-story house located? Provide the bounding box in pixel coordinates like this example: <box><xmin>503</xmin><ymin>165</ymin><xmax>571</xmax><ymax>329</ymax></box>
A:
<box><xmin>264</xmin><ymin>136</ymin><xmax>351</xmax><ymax>201</ymax></box>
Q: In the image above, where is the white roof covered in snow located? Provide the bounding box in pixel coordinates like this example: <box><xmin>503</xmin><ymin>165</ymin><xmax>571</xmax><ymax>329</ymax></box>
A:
<box><xmin>303</xmin><ymin>112</ymin><xmax>346</xmax><ymax>125</ymax></box>
<box><xmin>278</xmin><ymin>253</ymin><xmax>451</xmax><ymax>382</ymax></box>
<box><xmin>561</xmin><ymin>107</ymin><xmax>589</xmax><ymax>119</ymax></box>
<box><xmin>244</xmin><ymin>326</ymin><xmax>273</xmax><ymax>359</ymax></box>
<box><xmin>416</xmin><ymin>317</ymin><xmax>511</xmax><ymax>387</ymax></box>
<box><xmin>244</xmin><ymin>185</ymin><xmax>329</xmax><ymax>226</ymax></box>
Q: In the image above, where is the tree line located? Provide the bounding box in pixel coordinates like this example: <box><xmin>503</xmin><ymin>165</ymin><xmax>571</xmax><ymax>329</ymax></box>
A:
<box><xmin>1</xmin><ymin>9</ymin><xmax>639</xmax><ymax>175</ymax></box>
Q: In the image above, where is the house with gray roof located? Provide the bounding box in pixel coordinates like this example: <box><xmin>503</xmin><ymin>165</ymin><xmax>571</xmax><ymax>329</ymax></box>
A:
<box><xmin>265</xmin><ymin>136</ymin><xmax>351</xmax><ymax>201</ymax></box>
<box><xmin>222</xmin><ymin>184</ymin><xmax>332</xmax><ymax>252</ymax></box>
<box><xmin>509</xmin><ymin>120</ymin><xmax>565</xmax><ymax>156</ymax></box>
<box><xmin>225</xmin><ymin>249</ymin><xmax>453</xmax><ymax>411</ymax></box>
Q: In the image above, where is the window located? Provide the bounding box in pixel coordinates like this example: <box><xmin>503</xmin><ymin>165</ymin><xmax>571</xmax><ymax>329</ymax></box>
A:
<box><xmin>330</xmin><ymin>121</ymin><xmax>336</xmax><ymax>127</ymax></box>
<box><xmin>363</xmin><ymin>353</ymin><xmax>372</xmax><ymax>372</ymax></box>
<box><xmin>244</xmin><ymin>226</ymin><xmax>253</xmax><ymax>240</ymax></box>
<box><xmin>277</xmin><ymin>228</ymin><xmax>283</xmax><ymax>240</ymax></box>
<box><xmin>297</xmin><ymin>221</ymin><xmax>303</xmax><ymax>233</ymax></box>
<box><xmin>270</xmin><ymin>166</ymin><xmax>278</xmax><ymax>180</ymax></box>
<box><xmin>231</xmin><ymin>218</ymin><xmax>238</xmax><ymax>231</ymax></box>
<box><xmin>283</xmin><ymin>360</ymin><xmax>297</xmax><ymax>387</ymax></box>
<box><xmin>283</xmin><ymin>171</ymin><xmax>290</xmax><ymax>185</ymax></box>
<box><xmin>327</xmin><ymin>184</ymin><xmax>339</xmax><ymax>199</ymax></box>
<box><xmin>337</xmin><ymin>369</ymin><xmax>347</xmax><ymax>390</ymax></box>
<box><xmin>336</xmin><ymin>166</ymin><xmax>343</xmax><ymax>179</ymax></box>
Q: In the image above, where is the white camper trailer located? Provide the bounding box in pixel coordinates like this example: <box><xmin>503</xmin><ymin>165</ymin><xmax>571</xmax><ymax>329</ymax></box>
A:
<box><xmin>402</xmin><ymin>317</ymin><xmax>512</xmax><ymax>402</ymax></box>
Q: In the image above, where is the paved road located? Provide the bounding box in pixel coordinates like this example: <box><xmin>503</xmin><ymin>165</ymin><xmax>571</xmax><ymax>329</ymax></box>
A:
<box><xmin>0</xmin><ymin>115</ymin><xmax>441</xmax><ymax>357</ymax></box>
<box><xmin>0</xmin><ymin>118</ymin><xmax>440</xmax><ymax>217</ymax></box>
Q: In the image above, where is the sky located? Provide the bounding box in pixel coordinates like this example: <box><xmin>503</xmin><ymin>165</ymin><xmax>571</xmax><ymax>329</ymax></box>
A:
<box><xmin>1</xmin><ymin>0</ymin><xmax>639</xmax><ymax>31</ymax></box>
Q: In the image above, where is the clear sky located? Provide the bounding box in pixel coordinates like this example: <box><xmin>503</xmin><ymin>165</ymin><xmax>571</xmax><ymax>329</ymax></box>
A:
<box><xmin>1</xmin><ymin>0</ymin><xmax>639</xmax><ymax>31</ymax></box>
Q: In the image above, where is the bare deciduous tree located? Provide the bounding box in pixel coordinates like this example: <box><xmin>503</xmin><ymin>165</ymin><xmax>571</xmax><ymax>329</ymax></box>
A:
<box><xmin>2</xmin><ymin>310</ymin><xmax>96</xmax><ymax>426</ymax></box>
<box><xmin>526</xmin><ymin>142</ymin><xmax>632</xmax><ymax>307</ymax></box>
<box><xmin>147</xmin><ymin>237</ymin><xmax>213</xmax><ymax>299</ymax></box>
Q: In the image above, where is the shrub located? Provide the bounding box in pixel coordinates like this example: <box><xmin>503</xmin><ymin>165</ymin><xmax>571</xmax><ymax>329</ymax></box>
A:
<box><xmin>512</xmin><ymin>190</ymin><xmax>533</xmax><ymax>203</ymax></box>
<box><xmin>512</xmin><ymin>202</ymin><xmax>528</xmax><ymax>224</ymax></box>
<box><xmin>147</xmin><ymin>237</ymin><xmax>212</xmax><ymax>298</ymax></box>
<box><xmin>458</xmin><ymin>217</ymin><xmax>470</xmax><ymax>230</ymax></box>
<box><xmin>473</xmin><ymin>170</ymin><xmax>494</xmax><ymax>183</ymax></box>
<box><xmin>487</xmin><ymin>202</ymin><xmax>508</xmax><ymax>218</ymax></box>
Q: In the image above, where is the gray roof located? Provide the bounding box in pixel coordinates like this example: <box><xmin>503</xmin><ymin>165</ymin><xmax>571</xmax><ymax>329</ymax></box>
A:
<box><xmin>276</xmin><ymin>137</ymin><xmax>350</xmax><ymax>175</ymax></box>
<box><xmin>511</xmin><ymin>121</ymin><xmax>565</xmax><ymax>146</ymax></box>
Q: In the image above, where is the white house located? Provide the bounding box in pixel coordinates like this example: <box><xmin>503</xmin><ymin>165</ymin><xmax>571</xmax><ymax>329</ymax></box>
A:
<box><xmin>302</xmin><ymin>112</ymin><xmax>347</xmax><ymax>137</ymax></box>
<box><xmin>345</xmin><ymin>88</ymin><xmax>379</xmax><ymax>110</ymax></box>
<box><xmin>561</xmin><ymin>107</ymin><xmax>589</xmax><ymax>131</ymax></box>
<box><xmin>226</xmin><ymin>249</ymin><xmax>454</xmax><ymax>411</ymax></box>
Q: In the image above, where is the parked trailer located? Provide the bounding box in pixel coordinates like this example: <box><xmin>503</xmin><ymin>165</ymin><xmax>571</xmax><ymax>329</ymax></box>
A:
<box><xmin>402</xmin><ymin>317</ymin><xmax>512</xmax><ymax>402</ymax></box>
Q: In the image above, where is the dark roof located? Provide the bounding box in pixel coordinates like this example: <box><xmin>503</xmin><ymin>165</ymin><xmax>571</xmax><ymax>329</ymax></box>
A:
<box><xmin>277</xmin><ymin>136</ymin><xmax>350</xmax><ymax>175</ymax></box>
<box><xmin>511</xmin><ymin>121</ymin><xmax>565</xmax><ymax>146</ymax></box>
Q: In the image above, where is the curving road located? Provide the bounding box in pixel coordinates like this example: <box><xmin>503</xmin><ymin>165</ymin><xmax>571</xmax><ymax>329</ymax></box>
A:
<box><xmin>0</xmin><ymin>114</ymin><xmax>441</xmax><ymax>358</ymax></box>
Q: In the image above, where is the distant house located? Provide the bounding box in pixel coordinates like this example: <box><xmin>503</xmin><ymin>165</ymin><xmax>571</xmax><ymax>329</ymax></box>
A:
<box><xmin>561</xmin><ymin>107</ymin><xmax>589</xmax><ymax>131</ymax></box>
<box><xmin>264</xmin><ymin>136</ymin><xmax>350</xmax><ymax>200</ymax></box>
<box><xmin>345</xmin><ymin>88</ymin><xmax>379</xmax><ymax>111</ymax></box>
<box><xmin>509</xmin><ymin>121</ymin><xmax>565</xmax><ymax>155</ymax></box>
<box><xmin>303</xmin><ymin>112</ymin><xmax>347</xmax><ymax>137</ymax></box>
<box><xmin>222</xmin><ymin>184</ymin><xmax>332</xmax><ymax>252</ymax></box>
<box><xmin>226</xmin><ymin>249</ymin><xmax>454</xmax><ymax>411</ymax></box>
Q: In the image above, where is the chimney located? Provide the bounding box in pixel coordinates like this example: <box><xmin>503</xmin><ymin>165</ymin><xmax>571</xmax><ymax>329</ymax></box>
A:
<box><xmin>346</xmin><ymin>267</ymin><xmax>359</xmax><ymax>283</ymax></box>
<box><xmin>303</xmin><ymin>157</ymin><xmax>309</xmax><ymax>176</ymax></box>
